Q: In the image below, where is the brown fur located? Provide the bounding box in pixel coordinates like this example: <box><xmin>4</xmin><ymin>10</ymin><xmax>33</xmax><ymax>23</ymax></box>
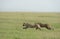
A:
<box><xmin>23</xmin><ymin>23</ymin><xmax>41</xmax><ymax>30</ymax></box>
<box><xmin>36</xmin><ymin>23</ymin><xmax>53</xmax><ymax>30</ymax></box>
<box><xmin>23</xmin><ymin>23</ymin><xmax>54</xmax><ymax>30</ymax></box>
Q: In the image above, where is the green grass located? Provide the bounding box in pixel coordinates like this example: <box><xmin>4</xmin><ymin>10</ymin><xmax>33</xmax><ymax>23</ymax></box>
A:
<box><xmin>0</xmin><ymin>12</ymin><xmax>60</xmax><ymax>39</ymax></box>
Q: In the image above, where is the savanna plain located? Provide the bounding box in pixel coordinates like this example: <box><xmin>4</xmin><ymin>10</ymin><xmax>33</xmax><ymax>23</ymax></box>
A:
<box><xmin>0</xmin><ymin>12</ymin><xmax>60</xmax><ymax>39</ymax></box>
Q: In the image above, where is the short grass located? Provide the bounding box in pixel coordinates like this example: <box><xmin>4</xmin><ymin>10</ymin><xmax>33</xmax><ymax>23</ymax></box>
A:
<box><xmin>0</xmin><ymin>12</ymin><xmax>60</xmax><ymax>39</ymax></box>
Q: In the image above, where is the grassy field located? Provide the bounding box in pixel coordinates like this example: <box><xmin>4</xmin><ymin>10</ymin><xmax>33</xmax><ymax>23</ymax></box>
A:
<box><xmin>0</xmin><ymin>12</ymin><xmax>60</xmax><ymax>39</ymax></box>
